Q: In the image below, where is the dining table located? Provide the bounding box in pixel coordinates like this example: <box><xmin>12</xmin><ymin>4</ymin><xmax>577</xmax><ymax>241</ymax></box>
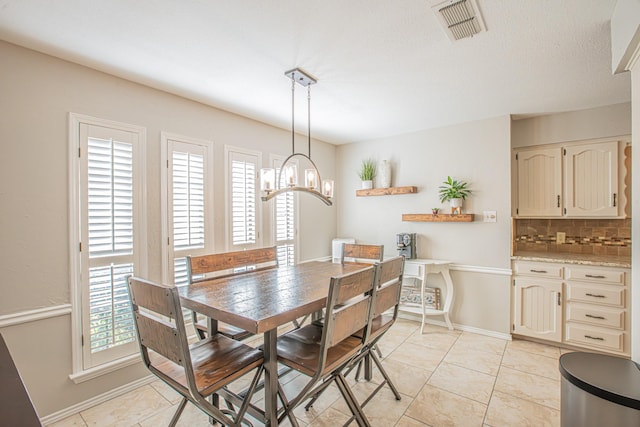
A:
<box><xmin>178</xmin><ymin>260</ymin><xmax>370</xmax><ymax>426</ymax></box>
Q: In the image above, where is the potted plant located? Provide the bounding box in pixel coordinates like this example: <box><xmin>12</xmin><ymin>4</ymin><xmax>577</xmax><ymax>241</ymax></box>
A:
<box><xmin>357</xmin><ymin>159</ymin><xmax>376</xmax><ymax>189</ymax></box>
<box><xmin>438</xmin><ymin>176</ymin><xmax>472</xmax><ymax>212</ymax></box>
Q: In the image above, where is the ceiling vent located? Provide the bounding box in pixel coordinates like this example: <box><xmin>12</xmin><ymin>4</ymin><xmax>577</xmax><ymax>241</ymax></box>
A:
<box><xmin>432</xmin><ymin>0</ymin><xmax>486</xmax><ymax>41</ymax></box>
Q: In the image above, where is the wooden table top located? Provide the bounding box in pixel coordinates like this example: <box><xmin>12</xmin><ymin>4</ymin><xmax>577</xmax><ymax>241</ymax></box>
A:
<box><xmin>178</xmin><ymin>261</ymin><xmax>371</xmax><ymax>334</ymax></box>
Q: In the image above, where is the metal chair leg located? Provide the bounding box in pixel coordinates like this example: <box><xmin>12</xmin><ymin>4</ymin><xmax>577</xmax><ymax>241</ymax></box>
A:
<box><xmin>168</xmin><ymin>397</ymin><xmax>188</xmax><ymax>427</ymax></box>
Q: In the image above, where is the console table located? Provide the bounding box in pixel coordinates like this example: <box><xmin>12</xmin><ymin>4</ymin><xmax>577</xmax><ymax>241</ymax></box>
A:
<box><xmin>401</xmin><ymin>259</ymin><xmax>455</xmax><ymax>332</ymax></box>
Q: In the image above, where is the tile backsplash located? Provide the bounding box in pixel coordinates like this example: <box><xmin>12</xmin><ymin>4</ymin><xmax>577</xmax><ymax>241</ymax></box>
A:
<box><xmin>514</xmin><ymin>218</ymin><xmax>631</xmax><ymax>257</ymax></box>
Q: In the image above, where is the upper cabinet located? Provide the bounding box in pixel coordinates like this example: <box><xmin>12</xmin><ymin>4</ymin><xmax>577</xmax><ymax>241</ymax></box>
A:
<box><xmin>516</xmin><ymin>148</ymin><xmax>563</xmax><ymax>217</ymax></box>
<box><xmin>514</xmin><ymin>139</ymin><xmax>628</xmax><ymax>218</ymax></box>
<box><xmin>564</xmin><ymin>141</ymin><xmax>618</xmax><ymax>217</ymax></box>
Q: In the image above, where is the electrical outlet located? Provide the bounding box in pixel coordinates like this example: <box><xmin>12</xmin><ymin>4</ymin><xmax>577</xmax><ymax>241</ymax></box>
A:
<box><xmin>556</xmin><ymin>232</ymin><xmax>566</xmax><ymax>244</ymax></box>
<box><xmin>483</xmin><ymin>211</ymin><xmax>497</xmax><ymax>222</ymax></box>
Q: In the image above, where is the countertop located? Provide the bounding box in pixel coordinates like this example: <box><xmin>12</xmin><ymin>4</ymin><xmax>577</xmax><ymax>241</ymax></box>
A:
<box><xmin>512</xmin><ymin>252</ymin><xmax>631</xmax><ymax>268</ymax></box>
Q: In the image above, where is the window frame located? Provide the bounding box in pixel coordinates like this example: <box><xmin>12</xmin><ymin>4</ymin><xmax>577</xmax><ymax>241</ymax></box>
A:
<box><xmin>68</xmin><ymin>113</ymin><xmax>147</xmax><ymax>383</ymax></box>
<box><xmin>160</xmin><ymin>132</ymin><xmax>215</xmax><ymax>286</ymax></box>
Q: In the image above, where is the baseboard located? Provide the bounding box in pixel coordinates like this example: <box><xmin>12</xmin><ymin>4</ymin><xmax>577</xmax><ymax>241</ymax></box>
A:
<box><xmin>397</xmin><ymin>312</ymin><xmax>512</xmax><ymax>341</ymax></box>
<box><xmin>40</xmin><ymin>374</ymin><xmax>155</xmax><ymax>425</ymax></box>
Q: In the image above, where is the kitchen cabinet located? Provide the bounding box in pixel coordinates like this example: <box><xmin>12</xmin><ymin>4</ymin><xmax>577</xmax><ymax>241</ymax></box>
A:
<box><xmin>514</xmin><ymin>139</ymin><xmax>625</xmax><ymax>218</ymax></box>
<box><xmin>513</xmin><ymin>276</ymin><xmax>563</xmax><ymax>342</ymax></box>
<box><xmin>564</xmin><ymin>141</ymin><xmax>618</xmax><ymax>217</ymax></box>
<box><xmin>515</xmin><ymin>147</ymin><xmax>563</xmax><ymax>217</ymax></box>
<box><xmin>512</xmin><ymin>260</ymin><xmax>630</xmax><ymax>356</ymax></box>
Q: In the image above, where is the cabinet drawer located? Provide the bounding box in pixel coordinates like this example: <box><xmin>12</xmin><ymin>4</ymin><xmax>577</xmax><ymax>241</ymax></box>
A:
<box><xmin>514</xmin><ymin>262</ymin><xmax>563</xmax><ymax>279</ymax></box>
<box><xmin>565</xmin><ymin>324</ymin><xmax>624</xmax><ymax>353</ymax></box>
<box><xmin>565</xmin><ymin>303</ymin><xmax>625</xmax><ymax>329</ymax></box>
<box><xmin>565</xmin><ymin>267</ymin><xmax>624</xmax><ymax>285</ymax></box>
<box><xmin>566</xmin><ymin>283</ymin><xmax>625</xmax><ymax>307</ymax></box>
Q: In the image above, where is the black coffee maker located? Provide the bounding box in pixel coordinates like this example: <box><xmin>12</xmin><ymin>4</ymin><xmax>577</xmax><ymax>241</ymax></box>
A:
<box><xmin>396</xmin><ymin>233</ymin><xmax>416</xmax><ymax>259</ymax></box>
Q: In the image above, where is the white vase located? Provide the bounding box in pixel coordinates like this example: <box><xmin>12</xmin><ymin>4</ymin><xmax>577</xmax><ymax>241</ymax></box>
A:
<box><xmin>450</xmin><ymin>198</ymin><xmax>463</xmax><ymax>208</ymax></box>
<box><xmin>361</xmin><ymin>180</ymin><xmax>373</xmax><ymax>189</ymax></box>
<box><xmin>379</xmin><ymin>160</ymin><xmax>391</xmax><ymax>188</ymax></box>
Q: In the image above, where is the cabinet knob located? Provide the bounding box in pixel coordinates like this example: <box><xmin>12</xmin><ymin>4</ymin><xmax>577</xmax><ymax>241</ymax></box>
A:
<box><xmin>557</xmin><ymin>195</ymin><xmax>560</xmax><ymax>208</ymax></box>
<box><xmin>530</xmin><ymin>269</ymin><xmax>548</xmax><ymax>274</ymax></box>
<box><xmin>585</xmin><ymin>274</ymin><xmax>605</xmax><ymax>279</ymax></box>
<box><xmin>613</xmin><ymin>193</ymin><xmax>617</xmax><ymax>207</ymax></box>
<box><xmin>584</xmin><ymin>335</ymin><xmax>604</xmax><ymax>341</ymax></box>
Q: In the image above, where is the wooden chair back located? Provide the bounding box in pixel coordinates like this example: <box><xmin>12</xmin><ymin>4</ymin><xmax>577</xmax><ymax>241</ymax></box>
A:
<box><xmin>127</xmin><ymin>277</ymin><xmax>194</xmax><ymax>383</ymax></box>
<box><xmin>186</xmin><ymin>246</ymin><xmax>278</xmax><ymax>283</ymax></box>
<box><xmin>321</xmin><ymin>265</ymin><xmax>376</xmax><ymax>361</ymax></box>
<box><xmin>372</xmin><ymin>256</ymin><xmax>405</xmax><ymax>318</ymax></box>
<box><xmin>341</xmin><ymin>243</ymin><xmax>383</xmax><ymax>264</ymax></box>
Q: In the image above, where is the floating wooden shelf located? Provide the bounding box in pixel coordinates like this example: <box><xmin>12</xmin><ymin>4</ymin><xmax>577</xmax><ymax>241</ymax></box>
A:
<box><xmin>356</xmin><ymin>186</ymin><xmax>418</xmax><ymax>197</ymax></box>
<box><xmin>402</xmin><ymin>213</ymin><xmax>474</xmax><ymax>222</ymax></box>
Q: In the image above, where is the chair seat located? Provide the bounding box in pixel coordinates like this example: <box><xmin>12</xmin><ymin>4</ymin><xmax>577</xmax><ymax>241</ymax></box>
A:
<box><xmin>195</xmin><ymin>320</ymin><xmax>253</xmax><ymax>341</ymax></box>
<box><xmin>276</xmin><ymin>324</ymin><xmax>363</xmax><ymax>377</ymax></box>
<box><xmin>150</xmin><ymin>334</ymin><xmax>263</xmax><ymax>396</ymax></box>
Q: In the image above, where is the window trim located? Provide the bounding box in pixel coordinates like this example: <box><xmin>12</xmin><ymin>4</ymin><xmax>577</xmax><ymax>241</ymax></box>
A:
<box><xmin>224</xmin><ymin>145</ymin><xmax>263</xmax><ymax>251</ymax></box>
<box><xmin>160</xmin><ymin>132</ymin><xmax>215</xmax><ymax>285</ymax></box>
<box><xmin>68</xmin><ymin>112</ymin><xmax>147</xmax><ymax>383</ymax></box>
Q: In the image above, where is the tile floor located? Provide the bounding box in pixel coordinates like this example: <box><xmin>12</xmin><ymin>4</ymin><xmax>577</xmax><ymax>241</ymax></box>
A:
<box><xmin>49</xmin><ymin>319</ymin><xmax>566</xmax><ymax>427</ymax></box>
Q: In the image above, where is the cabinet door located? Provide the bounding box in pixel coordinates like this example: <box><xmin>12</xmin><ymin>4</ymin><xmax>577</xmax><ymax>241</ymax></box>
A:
<box><xmin>516</xmin><ymin>148</ymin><xmax>563</xmax><ymax>217</ymax></box>
<box><xmin>564</xmin><ymin>141</ymin><xmax>618</xmax><ymax>217</ymax></box>
<box><xmin>513</xmin><ymin>278</ymin><xmax>562</xmax><ymax>342</ymax></box>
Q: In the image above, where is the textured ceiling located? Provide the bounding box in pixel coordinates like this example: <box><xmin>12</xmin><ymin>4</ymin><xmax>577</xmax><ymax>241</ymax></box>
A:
<box><xmin>0</xmin><ymin>0</ymin><xmax>631</xmax><ymax>144</ymax></box>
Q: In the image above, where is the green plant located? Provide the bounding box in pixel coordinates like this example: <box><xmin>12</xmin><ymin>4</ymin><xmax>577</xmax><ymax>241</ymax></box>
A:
<box><xmin>438</xmin><ymin>176</ymin><xmax>472</xmax><ymax>202</ymax></box>
<box><xmin>357</xmin><ymin>159</ymin><xmax>376</xmax><ymax>181</ymax></box>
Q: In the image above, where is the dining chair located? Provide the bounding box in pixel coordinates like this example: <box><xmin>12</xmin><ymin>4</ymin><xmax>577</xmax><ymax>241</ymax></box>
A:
<box><xmin>351</xmin><ymin>255</ymin><xmax>404</xmax><ymax>404</ymax></box>
<box><xmin>305</xmin><ymin>256</ymin><xmax>405</xmax><ymax>420</ymax></box>
<box><xmin>275</xmin><ymin>265</ymin><xmax>378</xmax><ymax>427</ymax></box>
<box><xmin>186</xmin><ymin>246</ymin><xmax>278</xmax><ymax>340</ymax></box>
<box><xmin>127</xmin><ymin>276</ymin><xmax>264</xmax><ymax>427</ymax></box>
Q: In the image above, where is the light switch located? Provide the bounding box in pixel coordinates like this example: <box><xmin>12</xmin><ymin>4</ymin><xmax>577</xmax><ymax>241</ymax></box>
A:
<box><xmin>483</xmin><ymin>211</ymin><xmax>497</xmax><ymax>222</ymax></box>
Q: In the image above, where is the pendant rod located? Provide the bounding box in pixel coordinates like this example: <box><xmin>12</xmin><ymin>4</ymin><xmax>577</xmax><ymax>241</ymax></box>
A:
<box><xmin>307</xmin><ymin>85</ymin><xmax>311</xmax><ymax>159</ymax></box>
<box><xmin>291</xmin><ymin>75</ymin><xmax>295</xmax><ymax>156</ymax></box>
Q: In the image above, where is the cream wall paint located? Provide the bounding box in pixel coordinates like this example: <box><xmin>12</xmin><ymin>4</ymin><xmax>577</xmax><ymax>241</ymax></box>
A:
<box><xmin>0</xmin><ymin>41</ymin><xmax>337</xmax><ymax>416</ymax></box>
<box><xmin>511</xmin><ymin>102</ymin><xmax>631</xmax><ymax>147</ymax></box>
<box><xmin>336</xmin><ymin>115</ymin><xmax>513</xmax><ymax>333</ymax></box>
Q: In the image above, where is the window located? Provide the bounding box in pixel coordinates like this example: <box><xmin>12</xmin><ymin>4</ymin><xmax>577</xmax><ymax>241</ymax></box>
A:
<box><xmin>69</xmin><ymin>113</ymin><xmax>147</xmax><ymax>379</ymax></box>
<box><xmin>161</xmin><ymin>133</ymin><xmax>214</xmax><ymax>286</ymax></box>
<box><xmin>272</xmin><ymin>157</ymin><xmax>298</xmax><ymax>265</ymax></box>
<box><xmin>226</xmin><ymin>147</ymin><xmax>261</xmax><ymax>250</ymax></box>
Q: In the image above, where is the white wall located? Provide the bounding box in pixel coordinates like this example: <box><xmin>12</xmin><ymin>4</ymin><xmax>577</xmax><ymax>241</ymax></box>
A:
<box><xmin>0</xmin><ymin>40</ymin><xmax>337</xmax><ymax>417</ymax></box>
<box><xmin>511</xmin><ymin>102</ymin><xmax>631</xmax><ymax>147</ymax></box>
<box><xmin>336</xmin><ymin>115</ymin><xmax>513</xmax><ymax>334</ymax></box>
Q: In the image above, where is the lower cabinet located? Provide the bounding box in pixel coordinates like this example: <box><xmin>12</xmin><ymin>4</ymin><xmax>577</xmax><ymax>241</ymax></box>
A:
<box><xmin>513</xmin><ymin>278</ymin><xmax>562</xmax><ymax>342</ymax></box>
<box><xmin>512</xmin><ymin>261</ymin><xmax>630</xmax><ymax>356</ymax></box>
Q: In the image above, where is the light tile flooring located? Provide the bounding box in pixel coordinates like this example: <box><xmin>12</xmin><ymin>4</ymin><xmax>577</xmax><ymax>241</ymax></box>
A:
<box><xmin>49</xmin><ymin>320</ymin><xmax>566</xmax><ymax>427</ymax></box>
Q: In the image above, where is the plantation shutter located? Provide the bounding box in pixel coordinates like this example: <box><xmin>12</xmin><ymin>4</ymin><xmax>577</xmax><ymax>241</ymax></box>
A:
<box><xmin>80</xmin><ymin>124</ymin><xmax>139</xmax><ymax>368</ymax></box>
<box><xmin>273</xmin><ymin>159</ymin><xmax>296</xmax><ymax>265</ymax></box>
<box><xmin>228</xmin><ymin>150</ymin><xmax>259</xmax><ymax>249</ymax></box>
<box><xmin>167</xmin><ymin>139</ymin><xmax>211</xmax><ymax>286</ymax></box>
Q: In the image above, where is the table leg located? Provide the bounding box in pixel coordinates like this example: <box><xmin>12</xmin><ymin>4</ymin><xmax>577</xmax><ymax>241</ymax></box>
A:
<box><xmin>263</xmin><ymin>329</ymin><xmax>278</xmax><ymax>426</ymax></box>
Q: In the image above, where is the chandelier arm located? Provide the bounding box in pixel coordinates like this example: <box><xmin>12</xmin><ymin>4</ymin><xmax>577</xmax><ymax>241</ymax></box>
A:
<box><xmin>261</xmin><ymin>187</ymin><xmax>332</xmax><ymax>206</ymax></box>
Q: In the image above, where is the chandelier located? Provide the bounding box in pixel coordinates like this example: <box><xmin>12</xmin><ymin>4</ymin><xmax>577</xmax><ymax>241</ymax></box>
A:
<box><xmin>260</xmin><ymin>68</ymin><xmax>334</xmax><ymax>206</ymax></box>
